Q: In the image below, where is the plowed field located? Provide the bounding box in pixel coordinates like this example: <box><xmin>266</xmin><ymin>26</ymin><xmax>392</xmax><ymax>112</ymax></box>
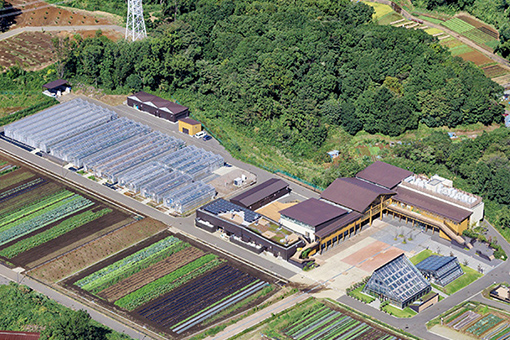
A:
<box><xmin>99</xmin><ymin>246</ymin><xmax>204</xmax><ymax>302</ymax></box>
<box><xmin>458</xmin><ymin>50</ymin><xmax>493</xmax><ymax>66</ymax></box>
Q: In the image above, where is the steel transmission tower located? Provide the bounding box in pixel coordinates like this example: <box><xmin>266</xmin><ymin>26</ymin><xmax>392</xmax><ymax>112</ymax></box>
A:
<box><xmin>126</xmin><ymin>0</ymin><xmax>147</xmax><ymax>41</ymax></box>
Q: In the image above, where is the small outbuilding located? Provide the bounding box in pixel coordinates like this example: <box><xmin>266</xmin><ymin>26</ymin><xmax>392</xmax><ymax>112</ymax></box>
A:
<box><xmin>415</xmin><ymin>255</ymin><xmax>463</xmax><ymax>286</ymax></box>
<box><xmin>42</xmin><ymin>79</ymin><xmax>71</xmax><ymax>97</ymax></box>
<box><xmin>230</xmin><ymin>178</ymin><xmax>290</xmax><ymax>211</ymax></box>
<box><xmin>178</xmin><ymin>117</ymin><xmax>202</xmax><ymax>136</ymax></box>
<box><xmin>127</xmin><ymin>91</ymin><xmax>189</xmax><ymax>123</ymax></box>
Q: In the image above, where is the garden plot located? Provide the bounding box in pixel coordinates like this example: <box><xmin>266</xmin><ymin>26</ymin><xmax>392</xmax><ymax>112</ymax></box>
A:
<box><xmin>0</xmin><ymin>32</ymin><xmax>55</xmax><ymax>70</ymax></box>
<box><xmin>66</xmin><ymin>231</ymin><xmax>277</xmax><ymax>338</ymax></box>
<box><xmin>246</xmin><ymin>298</ymin><xmax>404</xmax><ymax>340</ymax></box>
<box><xmin>0</xmin><ymin>153</ymin><xmax>140</xmax><ymax>272</ymax></box>
<box><xmin>430</xmin><ymin>302</ymin><xmax>510</xmax><ymax>340</ymax></box>
<box><xmin>483</xmin><ymin>65</ymin><xmax>510</xmax><ymax>79</ymax></box>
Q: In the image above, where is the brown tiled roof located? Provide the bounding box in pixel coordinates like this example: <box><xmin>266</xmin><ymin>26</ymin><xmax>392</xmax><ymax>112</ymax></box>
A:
<box><xmin>394</xmin><ymin>187</ymin><xmax>472</xmax><ymax>223</ymax></box>
<box><xmin>131</xmin><ymin>91</ymin><xmax>188</xmax><ymax>114</ymax></box>
<box><xmin>321</xmin><ymin>178</ymin><xmax>395</xmax><ymax>213</ymax></box>
<box><xmin>279</xmin><ymin>198</ymin><xmax>347</xmax><ymax>227</ymax></box>
<box><xmin>231</xmin><ymin>178</ymin><xmax>288</xmax><ymax>208</ymax></box>
<box><xmin>179</xmin><ymin>117</ymin><xmax>200</xmax><ymax>125</ymax></box>
<box><xmin>315</xmin><ymin>211</ymin><xmax>362</xmax><ymax>238</ymax></box>
<box><xmin>356</xmin><ymin>161</ymin><xmax>413</xmax><ymax>189</ymax></box>
<box><xmin>0</xmin><ymin>331</ymin><xmax>40</xmax><ymax>340</ymax></box>
<box><xmin>42</xmin><ymin>79</ymin><xmax>68</xmax><ymax>89</ymax></box>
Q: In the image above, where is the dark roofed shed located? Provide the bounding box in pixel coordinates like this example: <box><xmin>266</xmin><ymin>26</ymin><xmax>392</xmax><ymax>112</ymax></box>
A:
<box><xmin>280</xmin><ymin>198</ymin><xmax>347</xmax><ymax>228</ymax></box>
<box><xmin>230</xmin><ymin>178</ymin><xmax>290</xmax><ymax>211</ymax></box>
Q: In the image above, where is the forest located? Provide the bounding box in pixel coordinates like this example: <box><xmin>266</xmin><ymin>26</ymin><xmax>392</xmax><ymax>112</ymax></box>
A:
<box><xmin>61</xmin><ymin>0</ymin><xmax>503</xmax><ymax>152</ymax></box>
<box><xmin>0</xmin><ymin>282</ymin><xmax>130</xmax><ymax>340</ymax></box>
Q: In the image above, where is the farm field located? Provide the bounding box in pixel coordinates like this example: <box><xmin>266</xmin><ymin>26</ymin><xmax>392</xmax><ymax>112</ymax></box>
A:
<box><xmin>430</xmin><ymin>302</ymin><xmax>510</xmax><ymax>340</ymax></box>
<box><xmin>0</xmin><ymin>32</ymin><xmax>55</xmax><ymax>70</ymax></box>
<box><xmin>441</xmin><ymin>17</ymin><xmax>498</xmax><ymax>51</ymax></box>
<box><xmin>483</xmin><ymin>65</ymin><xmax>510</xmax><ymax>78</ymax></box>
<box><xmin>362</xmin><ymin>1</ymin><xmax>393</xmax><ymax>20</ymax></box>
<box><xmin>0</xmin><ymin>153</ymin><xmax>139</xmax><ymax>271</ymax></box>
<box><xmin>234</xmin><ymin>297</ymin><xmax>407</xmax><ymax>340</ymax></box>
<box><xmin>65</xmin><ymin>231</ymin><xmax>277</xmax><ymax>338</ymax></box>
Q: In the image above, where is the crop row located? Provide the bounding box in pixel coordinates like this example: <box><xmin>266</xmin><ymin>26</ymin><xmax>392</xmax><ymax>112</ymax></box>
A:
<box><xmin>0</xmin><ymin>195</ymin><xmax>93</xmax><ymax>246</ymax></box>
<box><xmin>75</xmin><ymin>236</ymin><xmax>182</xmax><ymax>291</ymax></box>
<box><xmin>442</xmin><ymin>18</ymin><xmax>475</xmax><ymax>33</ymax></box>
<box><xmin>172</xmin><ymin>280</ymin><xmax>267</xmax><ymax>334</ymax></box>
<box><xmin>0</xmin><ymin>208</ymin><xmax>111</xmax><ymax>259</ymax></box>
<box><xmin>483</xmin><ymin>323</ymin><xmax>509</xmax><ymax>340</ymax></box>
<box><xmin>99</xmin><ymin>246</ymin><xmax>204</xmax><ymax>302</ymax></box>
<box><xmin>0</xmin><ymin>165</ymin><xmax>18</xmax><ymax>177</ymax></box>
<box><xmin>116</xmin><ymin>254</ymin><xmax>223</xmax><ymax>311</ymax></box>
<box><xmin>467</xmin><ymin>314</ymin><xmax>504</xmax><ymax>336</ymax></box>
<box><xmin>0</xmin><ymin>178</ymin><xmax>45</xmax><ymax>203</ymax></box>
<box><xmin>285</xmin><ymin>305</ymin><xmax>390</xmax><ymax>340</ymax></box>
<box><xmin>76</xmin><ymin>236</ymin><xmax>181</xmax><ymax>291</ymax></box>
<box><xmin>139</xmin><ymin>265</ymin><xmax>257</xmax><ymax>327</ymax></box>
<box><xmin>462</xmin><ymin>28</ymin><xmax>497</xmax><ymax>46</ymax></box>
<box><xmin>0</xmin><ymin>190</ymin><xmax>73</xmax><ymax>229</ymax></box>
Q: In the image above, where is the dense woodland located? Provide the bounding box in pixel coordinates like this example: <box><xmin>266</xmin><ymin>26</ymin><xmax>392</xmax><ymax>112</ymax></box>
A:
<box><xmin>61</xmin><ymin>0</ymin><xmax>503</xmax><ymax>149</ymax></box>
<box><xmin>0</xmin><ymin>283</ymin><xmax>130</xmax><ymax>340</ymax></box>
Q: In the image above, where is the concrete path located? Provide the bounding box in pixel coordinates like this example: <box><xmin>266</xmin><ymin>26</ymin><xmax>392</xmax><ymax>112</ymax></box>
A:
<box><xmin>204</xmin><ymin>293</ymin><xmax>311</xmax><ymax>340</ymax></box>
<box><xmin>0</xmin><ymin>25</ymin><xmax>125</xmax><ymax>41</ymax></box>
<box><xmin>0</xmin><ymin>264</ymin><xmax>157</xmax><ymax>340</ymax></box>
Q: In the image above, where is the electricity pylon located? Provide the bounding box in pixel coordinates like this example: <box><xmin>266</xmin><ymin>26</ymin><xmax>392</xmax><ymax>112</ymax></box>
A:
<box><xmin>126</xmin><ymin>0</ymin><xmax>147</xmax><ymax>41</ymax></box>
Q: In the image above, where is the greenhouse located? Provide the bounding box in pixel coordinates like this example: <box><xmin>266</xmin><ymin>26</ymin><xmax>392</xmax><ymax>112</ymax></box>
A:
<box><xmin>4</xmin><ymin>99</ymin><xmax>117</xmax><ymax>152</ymax></box>
<box><xmin>363</xmin><ymin>254</ymin><xmax>431</xmax><ymax>308</ymax></box>
<box><xmin>163</xmin><ymin>181</ymin><xmax>216</xmax><ymax>213</ymax></box>
<box><xmin>117</xmin><ymin>162</ymin><xmax>169</xmax><ymax>192</ymax></box>
<box><xmin>140</xmin><ymin>172</ymin><xmax>193</xmax><ymax>203</ymax></box>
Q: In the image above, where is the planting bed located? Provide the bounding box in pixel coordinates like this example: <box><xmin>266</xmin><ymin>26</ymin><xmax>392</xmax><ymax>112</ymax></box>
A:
<box><xmin>442</xmin><ymin>17</ymin><xmax>475</xmax><ymax>33</ymax></box>
<box><xmin>483</xmin><ymin>65</ymin><xmax>510</xmax><ymax>79</ymax></box>
<box><xmin>0</xmin><ymin>153</ymin><xmax>138</xmax><ymax>271</ymax></box>
<box><xmin>0</xmin><ymin>32</ymin><xmax>55</xmax><ymax>70</ymax></box>
<box><xmin>65</xmin><ymin>231</ymin><xmax>277</xmax><ymax>338</ymax></box>
<box><xmin>457</xmin><ymin>50</ymin><xmax>494</xmax><ymax>66</ymax></box>
<box><xmin>282</xmin><ymin>301</ymin><xmax>401</xmax><ymax>340</ymax></box>
<box><xmin>457</xmin><ymin>15</ymin><xmax>499</xmax><ymax>38</ymax></box>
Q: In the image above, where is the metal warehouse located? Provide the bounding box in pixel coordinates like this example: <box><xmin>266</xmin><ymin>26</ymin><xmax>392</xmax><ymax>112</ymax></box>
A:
<box><xmin>127</xmin><ymin>91</ymin><xmax>189</xmax><ymax>122</ymax></box>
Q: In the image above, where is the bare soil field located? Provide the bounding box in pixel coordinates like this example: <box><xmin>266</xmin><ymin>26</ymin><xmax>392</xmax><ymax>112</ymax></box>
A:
<box><xmin>30</xmin><ymin>218</ymin><xmax>167</xmax><ymax>282</ymax></box>
<box><xmin>458</xmin><ymin>50</ymin><xmax>494</xmax><ymax>66</ymax></box>
<box><xmin>5</xmin><ymin>0</ymin><xmax>111</xmax><ymax>28</ymax></box>
<box><xmin>0</xmin><ymin>31</ymin><xmax>55</xmax><ymax>70</ymax></box>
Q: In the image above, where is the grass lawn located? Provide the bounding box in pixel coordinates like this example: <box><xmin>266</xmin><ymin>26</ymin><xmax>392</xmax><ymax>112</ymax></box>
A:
<box><xmin>363</xmin><ymin>1</ymin><xmax>394</xmax><ymax>19</ymax></box>
<box><xmin>443</xmin><ymin>264</ymin><xmax>483</xmax><ymax>295</ymax></box>
<box><xmin>382</xmin><ymin>304</ymin><xmax>417</xmax><ymax>318</ymax></box>
<box><xmin>368</xmin><ymin>146</ymin><xmax>380</xmax><ymax>155</ymax></box>
<box><xmin>349</xmin><ymin>286</ymin><xmax>375</xmax><ymax>304</ymax></box>
<box><xmin>410</xmin><ymin>249</ymin><xmax>433</xmax><ymax>265</ymax></box>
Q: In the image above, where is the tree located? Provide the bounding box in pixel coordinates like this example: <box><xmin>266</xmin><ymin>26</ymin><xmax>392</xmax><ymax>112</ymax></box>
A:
<box><xmin>125</xmin><ymin>74</ymin><xmax>142</xmax><ymax>92</ymax></box>
<box><xmin>52</xmin><ymin>37</ymin><xmax>73</xmax><ymax>78</ymax></box>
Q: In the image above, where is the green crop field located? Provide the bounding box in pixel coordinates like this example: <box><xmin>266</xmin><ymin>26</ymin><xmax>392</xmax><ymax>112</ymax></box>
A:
<box><xmin>442</xmin><ymin>18</ymin><xmax>476</xmax><ymax>33</ymax></box>
<box><xmin>449</xmin><ymin>44</ymin><xmax>474</xmax><ymax>56</ymax></box>
<box><xmin>463</xmin><ymin>28</ymin><xmax>498</xmax><ymax>47</ymax></box>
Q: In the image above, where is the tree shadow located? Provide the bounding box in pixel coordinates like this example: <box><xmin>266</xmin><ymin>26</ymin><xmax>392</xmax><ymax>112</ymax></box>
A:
<box><xmin>0</xmin><ymin>3</ymin><xmax>22</xmax><ymax>33</ymax></box>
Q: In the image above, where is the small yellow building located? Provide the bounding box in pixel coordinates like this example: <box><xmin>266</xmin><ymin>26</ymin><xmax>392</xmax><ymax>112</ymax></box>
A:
<box><xmin>178</xmin><ymin>117</ymin><xmax>202</xmax><ymax>136</ymax></box>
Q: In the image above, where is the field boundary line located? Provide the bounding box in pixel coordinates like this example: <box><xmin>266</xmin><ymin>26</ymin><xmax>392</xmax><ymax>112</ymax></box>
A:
<box><xmin>27</xmin><ymin>219</ymin><xmax>139</xmax><ymax>272</ymax></box>
<box><xmin>52</xmin><ymin>229</ymin><xmax>169</xmax><ymax>284</ymax></box>
<box><xmin>173</xmin><ymin>229</ymin><xmax>289</xmax><ymax>285</ymax></box>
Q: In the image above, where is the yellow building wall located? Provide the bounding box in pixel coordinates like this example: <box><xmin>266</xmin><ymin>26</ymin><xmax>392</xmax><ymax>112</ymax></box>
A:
<box><xmin>179</xmin><ymin>121</ymin><xmax>201</xmax><ymax>135</ymax></box>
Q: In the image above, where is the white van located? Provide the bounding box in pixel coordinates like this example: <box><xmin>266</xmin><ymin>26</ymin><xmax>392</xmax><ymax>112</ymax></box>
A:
<box><xmin>194</xmin><ymin>131</ymin><xmax>207</xmax><ymax>138</ymax></box>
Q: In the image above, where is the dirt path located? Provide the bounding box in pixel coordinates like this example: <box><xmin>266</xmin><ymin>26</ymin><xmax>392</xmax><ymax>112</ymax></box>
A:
<box><xmin>0</xmin><ymin>25</ymin><xmax>125</xmax><ymax>41</ymax></box>
<box><xmin>365</xmin><ymin>0</ymin><xmax>510</xmax><ymax>68</ymax></box>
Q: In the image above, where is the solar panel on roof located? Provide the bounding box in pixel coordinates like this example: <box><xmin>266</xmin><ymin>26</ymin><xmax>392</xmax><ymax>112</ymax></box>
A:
<box><xmin>204</xmin><ymin>199</ymin><xmax>260</xmax><ymax>222</ymax></box>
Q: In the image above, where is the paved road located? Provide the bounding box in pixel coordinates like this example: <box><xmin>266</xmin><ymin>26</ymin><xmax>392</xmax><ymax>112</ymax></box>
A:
<box><xmin>0</xmin><ymin>265</ymin><xmax>155</xmax><ymax>339</ymax></box>
<box><xmin>205</xmin><ymin>293</ymin><xmax>311</xmax><ymax>340</ymax></box>
<box><xmin>0</xmin><ymin>25</ymin><xmax>125</xmax><ymax>41</ymax></box>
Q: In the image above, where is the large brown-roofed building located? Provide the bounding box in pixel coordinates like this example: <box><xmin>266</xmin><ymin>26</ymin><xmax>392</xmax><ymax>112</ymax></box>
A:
<box><xmin>127</xmin><ymin>91</ymin><xmax>189</xmax><ymax>122</ymax></box>
<box><xmin>279</xmin><ymin>198</ymin><xmax>348</xmax><ymax>241</ymax></box>
<box><xmin>356</xmin><ymin>161</ymin><xmax>413</xmax><ymax>189</ymax></box>
<box><xmin>321</xmin><ymin>177</ymin><xmax>395</xmax><ymax>213</ymax></box>
<box><xmin>230</xmin><ymin>178</ymin><xmax>290</xmax><ymax>211</ymax></box>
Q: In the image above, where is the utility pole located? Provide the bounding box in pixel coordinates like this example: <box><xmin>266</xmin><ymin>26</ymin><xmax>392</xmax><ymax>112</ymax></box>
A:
<box><xmin>126</xmin><ymin>0</ymin><xmax>147</xmax><ymax>42</ymax></box>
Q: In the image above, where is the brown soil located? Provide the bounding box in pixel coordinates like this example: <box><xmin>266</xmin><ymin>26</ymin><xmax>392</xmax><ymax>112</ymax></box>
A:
<box><xmin>483</xmin><ymin>65</ymin><xmax>510</xmax><ymax>78</ymax></box>
<box><xmin>0</xmin><ymin>31</ymin><xmax>55</xmax><ymax>70</ymax></box>
<box><xmin>29</xmin><ymin>218</ymin><xmax>167</xmax><ymax>282</ymax></box>
<box><xmin>457</xmin><ymin>15</ymin><xmax>498</xmax><ymax>38</ymax></box>
<box><xmin>62</xmin><ymin>231</ymin><xmax>281</xmax><ymax>339</ymax></box>
<box><xmin>10</xmin><ymin>207</ymin><xmax>132</xmax><ymax>268</ymax></box>
<box><xmin>6</xmin><ymin>0</ymin><xmax>111</xmax><ymax>28</ymax></box>
<box><xmin>458</xmin><ymin>50</ymin><xmax>494</xmax><ymax>66</ymax></box>
<box><xmin>99</xmin><ymin>246</ymin><xmax>205</xmax><ymax>302</ymax></box>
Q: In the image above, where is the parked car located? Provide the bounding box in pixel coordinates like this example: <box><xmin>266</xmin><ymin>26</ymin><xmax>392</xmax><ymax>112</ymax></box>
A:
<box><xmin>194</xmin><ymin>131</ymin><xmax>206</xmax><ymax>139</ymax></box>
<box><xmin>203</xmin><ymin>135</ymin><xmax>212</xmax><ymax>141</ymax></box>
